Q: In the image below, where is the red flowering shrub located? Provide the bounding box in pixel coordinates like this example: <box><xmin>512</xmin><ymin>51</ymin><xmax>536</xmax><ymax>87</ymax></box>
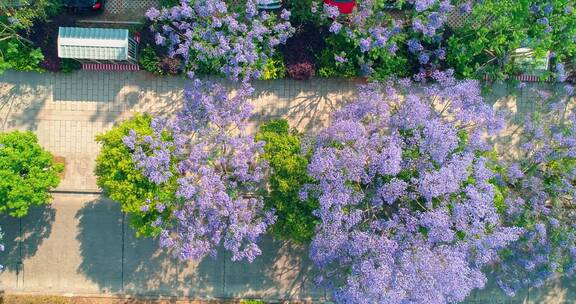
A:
<box><xmin>287</xmin><ymin>61</ymin><xmax>315</xmax><ymax>80</ymax></box>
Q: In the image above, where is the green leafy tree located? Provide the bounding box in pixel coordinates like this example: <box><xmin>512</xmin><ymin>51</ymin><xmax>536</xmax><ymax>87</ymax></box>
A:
<box><xmin>0</xmin><ymin>131</ymin><xmax>63</xmax><ymax>218</ymax></box>
<box><xmin>256</xmin><ymin>119</ymin><xmax>318</xmax><ymax>244</ymax></box>
<box><xmin>95</xmin><ymin>114</ymin><xmax>177</xmax><ymax>237</ymax></box>
<box><xmin>1</xmin><ymin>41</ymin><xmax>44</xmax><ymax>72</ymax></box>
<box><xmin>0</xmin><ymin>0</ymin><xmax>62</xmax><ymax>73</ymax></box>
<box><xmin>446</xmin><ymin>0</ymin><xmax>576</xmax><ymax>80</ymax></box>
<box><xmin>284</xmin><ymin>0</ymin><xmax>317</xmax><ymax>24</ymax></box>
<box><xmin>0</xmin><ymin>0</ymin><xmax>62</xmax><ymax>31</ymax></box>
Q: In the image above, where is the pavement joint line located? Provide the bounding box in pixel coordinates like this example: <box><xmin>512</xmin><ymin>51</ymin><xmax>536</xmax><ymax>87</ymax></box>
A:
<box><xmin>51</xmin><ymin>189</ymin><xmax>103</xmax><ymax>195</ymax></box>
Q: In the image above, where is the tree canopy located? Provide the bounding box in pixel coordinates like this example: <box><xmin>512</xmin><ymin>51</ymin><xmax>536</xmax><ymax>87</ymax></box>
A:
<box><xmin>0</xmin><ymin>131</ymin><xmax>63</xmax><ymax>217</ymax></box>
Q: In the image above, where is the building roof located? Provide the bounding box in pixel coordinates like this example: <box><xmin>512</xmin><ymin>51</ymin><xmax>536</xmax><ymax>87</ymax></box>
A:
<box><xmin>58</xmin><ymin>27</ymin><xmax>130</xmax><ymax>61</ymax></box>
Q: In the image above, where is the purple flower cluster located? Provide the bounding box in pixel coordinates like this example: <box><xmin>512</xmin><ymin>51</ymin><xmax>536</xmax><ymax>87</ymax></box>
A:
<box><xmin>528</xmin><ymin>1</ymin><xmax>575</xmax><ymax>42</ymax></box>
<box><xmin>312</xmin><ymin>0</ymin><xmax>473</xmax><ymax>72</ymax></box>
<box><xmin>306</xmin><ymin>71</ymin><xmax>520</xmax><ymax>303</ymax></box>
<box><xmin>496</xmin><ymin>89</ymin><xmax>576</xmax><ymax>296</ymax></box>
<box><xmin>555</xmin><ymin>62</ymin><xmax>567</xmax><ymax>82</ymax></box>
<box><xmin>412</xmin><ymin>11</ymin><xmax>446</xmax><ymax>37</ymax></box>
<box><xmin>145</xmin><ymin>0</ymin><xmax>294</xmax><ymax>82</ymax></box>
<box><xmin>459</xmin><ymin>1</ymin><xmax>472</xmax><ymax>14</ymax></box>
<box><xmin>124</xmin><ymin>80</ymin><xmax>274</xmax><ymax>262</ymax></box>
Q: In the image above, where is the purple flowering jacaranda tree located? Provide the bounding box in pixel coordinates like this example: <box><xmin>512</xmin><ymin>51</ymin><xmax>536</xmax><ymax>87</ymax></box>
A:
<box><xmin>312</xmin><ymin>0</ymin><xmax>474</xmax><ymax>75</ymax></box>
<box><xmin>494</xmin><ymin>86</ymin><xmax>576</xmax><ymax>296</ymax></box>
<box><xmin>303</xmin><ymin>70</ymin><xmax>522</xmax><ymax>303</ymax></box>
<box><xmin>145</xmin><ymin>0</ymin><xmax>294</xmax><ymax>82</ymax></box>
<box><xmin>123</xmin><ymin>80</ymin><xmax>275</xmax><ymax>262</ymax></box>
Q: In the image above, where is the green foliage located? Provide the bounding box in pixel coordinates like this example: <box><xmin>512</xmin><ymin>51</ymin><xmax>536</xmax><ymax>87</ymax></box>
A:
<box><xmin>317</xmin><ymin>34</ymin><xmax>359</xmax><ymax>78</ymax></box>
<box><xmin>0</xmin><ymin>0</ymin><xmax>62</xmax><ymax>30</ymax></box>
<box><xmin>284</xmin><ymin>0</ymin><xmax>317</xmax><ymax>23</ymax></box>
<box><xmin>0</xmin><ymin>57</ymin><xmax>11</xmax><ymax>73</ymax></box>
<box><xmin>159</xmin><ymin>0</ymin><xmax>180</xmax><ymax>8</ymax></box>
<box><xmin>138</xmin><ymin>45</ymin><xmax>163</xmax><ymax>75</ymax></box>
<box><xmin>95</xmin><ymin>114</ymin><xmax>177</xmax><ymax>237</ymax></box>
<box><xmin>317</xmin><ymin>31</ymin><xmax>410</xmax><ymax>80</ymax></box>
<box><xmin>0</xmin><ymin>131</ymin><xmax>63</xmax><ymax>218</ymax></box>
<box><xmin>256</xmin><ymin>119</ymin><xmax>318</xmax><ymax>244</ymax></box>
<box><xmin>59</xmin><ymin>58</ymin><xmax>81</xmax><ymax>74</ymax></box>
<box><xmin>368</xmin><ymin>31</ymin><xmax>410</xmax><ymax>81</ymax></box>
<box><xmin>0</xmin><ymin>0</ymin><xmax>61</xmax><ymax>74</ymax></box>
<box><xmin>0</xmin><ymin>41</ymin><xmax>45</xmax><ymax>73</ymax></box>
<box><xmin>481</xmin><ymin>149</ymin><xmax>511</xmax><ymax>215</ymax></box>
<box><xmin>446</xmin><ymin>0</ymin><xmax>576</xmax><ymax>80</ymax></box>
<box><xmin>369</xmin><ymin>49</ymin><xmax>411</xmax><ymax>81</ymax></box>
<box><xmin>262</xmin><ymin>54</ymin><xmax>286</xmax><ymax>80</ymax></box>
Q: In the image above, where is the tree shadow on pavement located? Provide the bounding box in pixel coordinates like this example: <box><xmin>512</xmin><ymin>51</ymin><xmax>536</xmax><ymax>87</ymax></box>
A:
<box><xmin>0</xmin><ymin>77</ymin><xmax>51</xmax><ymax>132</ymax></box>
<box><xmin>75</xmin><ymin>197</ymin><xmax>219</xmax><ymax>297</ymax></box>
<box><xmin>527</xmin><ymin>277</ymin><xmax>576</xmax><ymax>303</ymax></box>
<box><xmin>0</xmin><ymin>205</ymin><xmax>56</xmax><ymax>272</ymax></box>
<box><xmin>489</xmin><ymin>82</ymin><xmax>573</xmax><ymax>161</ymax></box>
<box><xmin>250</xmin><ymin>78</ymin><xmax>357</xmax><ymax>133</ymax></box>
<box><xmin>121</xmin><ymin>221</ymin><xmax>221</xmax><ymax>298</ymax></box>
<box><xmin>87</xmin><ymin>72</ymin><xmax>186</xmax><ymax>125</ymax></box>
<box><xmin>221</xmin><ymin>235</ymin><xmax>324</xmax><ymax>301</ymax></box>
<box><xmin>75</xmin><ymin>196</ymin><xmax>323</xmax><ymax>300</ymax></box>
<box><xmin>75</xmin><ymin>197</ymin><xmax>123</xmax><ymax>293</ymax></box>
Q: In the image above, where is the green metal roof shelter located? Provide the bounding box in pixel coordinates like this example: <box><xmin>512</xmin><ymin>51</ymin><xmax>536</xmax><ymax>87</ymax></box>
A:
<box><xmin>58</xmin><ymin>27</ymin><xmax>138</xmax><ymax>63</ymax></box>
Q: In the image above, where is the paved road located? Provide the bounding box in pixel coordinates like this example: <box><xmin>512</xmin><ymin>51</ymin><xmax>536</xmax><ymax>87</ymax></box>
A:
<box><xmin>0</xmin><ymin>70</ymin><xmax>575</xmax><ymax>302</ymax></box>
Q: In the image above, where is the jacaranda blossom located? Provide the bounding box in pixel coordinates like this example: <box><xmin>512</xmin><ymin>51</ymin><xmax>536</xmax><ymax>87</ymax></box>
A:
<box><xmin>146</xmin><ymin>0</ymin><xmax>294</xmax><ymax>82</ymax></box>
<box><xmin>125</xmin><ymin>80</ymin><xmax>275</xmax><ymax>262</ymax></box>
<box><xmin>312</xmin><ymin>0</ymin><xmax>470</xmax><ymax>74</ymax></box>
<box><xmin>495</xmin><ymin>88</ymin><xmax>576</xmax><ymax>296</ymax></box>
<box><xmin>304</xmin><ymin>70</ymin><xmax>521</xmax><ymax>304</ymax></box>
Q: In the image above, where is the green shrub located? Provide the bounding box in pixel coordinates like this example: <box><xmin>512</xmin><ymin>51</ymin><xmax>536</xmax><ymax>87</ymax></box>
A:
<box><xmin>256</xmin><ymin>119</ymin><xmax>318</xmax><ymax>244</ymax></box>
<box><xmin>370</xmin><ymin>47</ymin><xmax>411</xmax><ymax>81</ymax></box>
<box><xmin>284</xmin><ymin>0</ymin><xmax>317</xmax><ymax>23</ymax></box>
<box><xmin>445</xmin><ymin>0</ymin><xmax>576</xmax><ymax>80</ymax></box>
<box><xmin>159</xmin><ymin>0</ymin><xmax>180</xmax><ymax>8</ymax></box>
<box><xmin>95</xmin><ymin>114</ymin><xmax>178</xmax><ymax>237</ymax></box>
<box><xmin>1</xmin><ymin>41</ymin><xmax>45</xmax><ymax>73</ymax></box>
<box><xmin>0</xmin><ymin>131</ymin><xmax>63</xmax><ymax>218</ymax></box>
<box><xmin>316</xmin><ymin>31</ymin><xmax>411</xmax><ymax>81</ymax></box>
<box><xmin>139</xmin><ymin>45</ymin><xmax>163</xmax><ymax>75</ymax></box>
<box><xmin>262</xmin><ymin>54</ymin><xmax>286</xmax><ymax>80</ymax></box>
<box><xmin>316</xmin><ymin>34</ymin><xmax>359</xmax><ymax>78</ymax></box>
